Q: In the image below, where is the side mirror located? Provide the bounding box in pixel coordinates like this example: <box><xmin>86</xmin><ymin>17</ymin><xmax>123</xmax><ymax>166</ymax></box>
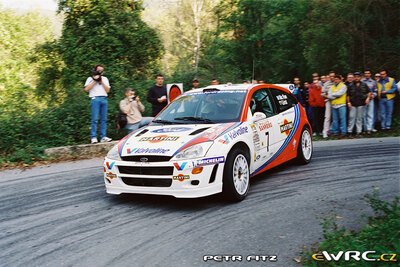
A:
<box><xmin>253</xmin><ymin>112</ymin><xmax>267</xmax><ymax>123</ymax></box>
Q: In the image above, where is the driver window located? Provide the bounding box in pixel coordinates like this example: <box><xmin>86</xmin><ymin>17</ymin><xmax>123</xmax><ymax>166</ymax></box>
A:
<box><xmin>250</xmin><ymin>89</ymin><xmax>275</xmax><ymax>118</ymax></box>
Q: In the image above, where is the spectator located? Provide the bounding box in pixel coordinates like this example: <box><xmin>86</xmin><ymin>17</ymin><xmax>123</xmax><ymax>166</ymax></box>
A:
<box><xmin>192</xmin><ymin>78</ymin><xmax>200</xmax><ymax>90</ymax></box>
<box><xmin>120</xmin><ymin>88</ymin><xmax>153</xmax><ymax>133</ymax></box>
<box><xmin>374</xmin><ymin>73</ymin><xmax>380</xmax><ymax>82</ymax></box>
<box><xmin>321</xmin><ymin>75</ymin><xmax>327</xmax><ymax>85</ymax></box>
<box><xmin>377</xmin><ymin>70</ymin><xmax>397</xmax><ymax>130</ymax></box>
<box><xmin>84</xmin><ymin>64</ymin><xmax>112</xmax><ymax>144</ymax></box>
<box><xmin>309</xmin><ymin>77</ymin><xmax>325</xmax><ymax>136</ymax></box>
<box><xmin>147</xmin><ymin>74</ymin><xmax>167</xmax><ymax>116</ymax></box>
<box><xmin>361</xmin><ymin>69</ymin><xmax>378</xmax><ymax>133</ymax></box>
<box><xmin>321</xmin><ymin>71</ymin><xmax>335</xmax><ymax>138</ymax></box>
<box><xmin>347</xmin><ymin>72</ymin><xmax>370</xmax><ymax>136</ymax></box>
<box><xmin>312</xmin><ymin>72</ymin><xmax>323</xmax><ymax>86</ymax></box>
<box><xmin>374</xmin><ymin>73</ymin><xmax>381</xmax><ymax>125</ymax></box>
<box><xmin>329</xmin><ymin>75</ymin><xmax>347</xmax><ymax>136</ymax></box>
<box><xmin>211</xmin><ymin>79</ymin><xmax>219</xmax><ymax>85</ymax></box>
<box><xmin>345</xmin><ymin>73</ymin><xmax>354</xmax><ymax>87</ymax></box>
<box><xmin>302</xmin><ymin>81</ymin><xmax>313</xmax><ymax>124</ymax></box>
<box><xmin>292</xmin><ymin>77</ymin><xmax>303</xmax><ymax>104</ymax></box>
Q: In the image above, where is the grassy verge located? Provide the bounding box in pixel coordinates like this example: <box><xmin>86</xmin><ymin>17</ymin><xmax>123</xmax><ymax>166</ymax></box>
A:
<box><xmin>301</xmin><ymin>191</ymin><xmax>400</xmax><ymax>266</ymax></box>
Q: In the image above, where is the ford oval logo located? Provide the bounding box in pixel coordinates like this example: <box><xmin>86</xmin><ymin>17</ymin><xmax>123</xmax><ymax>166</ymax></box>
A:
<box><xmin>140</xmin><ymin>157</ymin><xmax>148</xmax><ymax>162</ymax></box>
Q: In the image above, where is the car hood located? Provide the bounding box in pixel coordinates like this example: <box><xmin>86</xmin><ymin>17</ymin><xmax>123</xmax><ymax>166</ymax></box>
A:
<box><xmin>118</xmin><ymin>122</ymin><xmax>239</xmax><ymax>157</ymax></box>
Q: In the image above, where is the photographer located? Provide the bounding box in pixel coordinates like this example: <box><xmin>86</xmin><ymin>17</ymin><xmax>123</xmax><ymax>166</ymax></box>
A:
<box><xmin>84</xmin><ymin>64</ymin><xmax>112</xmax><ymax>144</ymax></box>
<box><xmin>120</xmin><ymin>88</ymin><xmax>153</xmax><ymax>133</ymax></box>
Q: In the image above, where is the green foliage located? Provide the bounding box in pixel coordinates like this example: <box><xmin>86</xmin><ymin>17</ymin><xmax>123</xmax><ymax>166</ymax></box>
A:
<box><xmin>302</xmin><ymin>191</ymin><xmax>400</xmax><ymax>266</ymax></box>
<box><xmin>0</xmin><ymin>1</ymin><xmax>162</xmax><ymax>163</ymax></box>
<box><xmin>200</xmin><ymin>0</ymin><xmax>400</xmax><ymax>82</ymax></box>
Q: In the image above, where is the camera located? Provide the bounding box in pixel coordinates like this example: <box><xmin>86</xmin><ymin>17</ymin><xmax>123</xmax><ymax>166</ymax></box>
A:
<box><xmin>91</xmin><ymin>70</ymin><xmax>102</xmax><ymax>82</ymax></box>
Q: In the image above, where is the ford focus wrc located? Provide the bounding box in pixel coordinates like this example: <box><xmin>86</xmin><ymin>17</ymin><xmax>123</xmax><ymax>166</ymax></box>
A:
<box><xmin>104</xmin><ymin>84</ymin><xmax>312</xmax><ymax>201</ymax></box>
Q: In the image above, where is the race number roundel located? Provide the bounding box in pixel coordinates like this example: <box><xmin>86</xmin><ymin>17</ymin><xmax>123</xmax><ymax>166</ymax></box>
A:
<box><xmin>169</xmin><ymin>85</ymin><xmax>182</xmax><ymax>102</ymax></box>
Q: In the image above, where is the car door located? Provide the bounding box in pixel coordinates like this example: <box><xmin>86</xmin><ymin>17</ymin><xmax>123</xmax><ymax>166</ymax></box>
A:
<box><xmin>248</xmin><ymin>89</ymin><xmax>281</xmax><ymax>169</ymax></box>
<box><xmin>269</xmin><ymin>89</ymin><xmax>298</xmax><ymax>145</ymax></box>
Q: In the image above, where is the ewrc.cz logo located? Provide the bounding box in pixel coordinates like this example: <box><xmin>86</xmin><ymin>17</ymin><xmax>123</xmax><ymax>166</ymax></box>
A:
<box><xmin>312</xmin><ymin>251</ymin><xmax>398</xmax><ymax>262</ymax></box>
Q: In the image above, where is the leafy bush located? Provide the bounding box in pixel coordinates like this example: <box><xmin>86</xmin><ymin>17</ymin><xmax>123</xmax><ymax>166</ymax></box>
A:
<box><xmin>302</xmin><ymin>191</ymin><xmax>400</xmax><ymax>266</ymax></box>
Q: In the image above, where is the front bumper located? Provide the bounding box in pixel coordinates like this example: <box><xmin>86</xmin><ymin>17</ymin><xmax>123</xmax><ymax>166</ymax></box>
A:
<box><xmin>103</xmin><ymin>156</ymin><xmax>225</xmax><ymax>198</ymax></box>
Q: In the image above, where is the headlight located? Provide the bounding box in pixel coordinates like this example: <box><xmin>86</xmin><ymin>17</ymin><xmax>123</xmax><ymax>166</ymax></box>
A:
<box><xmin>106</xmin><ymin>144</ymin><xmax>121</xmax><ymax>161</ymax></box>
<box><xmin>173</xmin><ymin>142</ymin><xmax>213</xmax><ymax>160</ymax></box>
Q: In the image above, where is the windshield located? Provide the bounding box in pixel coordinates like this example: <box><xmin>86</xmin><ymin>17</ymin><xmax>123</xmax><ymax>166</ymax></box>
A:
<box><xmin>152</xmin><ymin>90</ymin><xmax>247</xmax><ymax>124</ymax></box>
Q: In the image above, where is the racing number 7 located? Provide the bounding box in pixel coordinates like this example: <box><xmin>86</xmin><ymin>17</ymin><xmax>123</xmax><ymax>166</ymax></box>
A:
<box><xmin>265</xmin><ymin>132</ymin><xmax>269</xmax><ymax>152</ymax></box>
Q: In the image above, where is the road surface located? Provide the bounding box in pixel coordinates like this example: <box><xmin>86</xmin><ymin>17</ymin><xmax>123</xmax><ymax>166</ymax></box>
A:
<box><xmin>0</xmin><ymin>137</ymin><xmax>399</xmax><ymax>266</ymax></box>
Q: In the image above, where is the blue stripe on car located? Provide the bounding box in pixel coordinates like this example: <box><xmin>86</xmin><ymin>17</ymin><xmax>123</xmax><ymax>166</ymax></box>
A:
<box><xmin>251</xmin><ymin>104</ymin><xmax>300</xmax><ymax>176</ymax></box>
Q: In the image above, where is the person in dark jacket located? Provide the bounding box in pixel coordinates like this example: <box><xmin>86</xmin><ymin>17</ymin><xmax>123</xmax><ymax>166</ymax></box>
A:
<box><xmin>346</xmin><ymin>72</ymin><xmax>371</xmax><ymax>135</ymax></box>
<box><xmin>292</xmin><ymin>77</ymin><xmax>304</xmax><ymax>105</ymax></box>
<box><xmin>147</xmin><ymin>74</ymin><xmax>168</xmax><ymax>116</ymax></box>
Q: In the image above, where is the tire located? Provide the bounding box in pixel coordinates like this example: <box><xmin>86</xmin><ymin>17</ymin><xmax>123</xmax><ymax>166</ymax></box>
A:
<box><xmin>297</xmin><ymin>127</ymin><xmax>313</xmax><ymax>164</ymax></box>
<box><xmin>222</xmin><ymin>147</ymin><xmax>250</xmax><ymax>202</ymax></box>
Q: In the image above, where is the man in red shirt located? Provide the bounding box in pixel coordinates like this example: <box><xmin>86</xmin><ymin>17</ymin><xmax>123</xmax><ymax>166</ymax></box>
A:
<box><xmin>309</xmin><ymin>77</ymin><xmax>325</xmax><ymax>136</ymax></box>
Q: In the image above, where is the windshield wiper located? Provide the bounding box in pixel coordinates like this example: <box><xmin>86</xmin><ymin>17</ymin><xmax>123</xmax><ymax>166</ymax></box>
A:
<box><xmin>152</xmin><ymin>119</ymin><xmax>177</xmax><ymax>124</ymax></box>
<box><xmin>174</xmin><ymin>116</ymin><xmax>215</xmax><ymax>123</ymax></box>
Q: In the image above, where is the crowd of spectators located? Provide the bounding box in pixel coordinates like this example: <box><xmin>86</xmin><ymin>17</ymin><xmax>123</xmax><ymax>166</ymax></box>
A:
<box><xmin>84</xmin><ymin>64</ymin><xmax>398</xmax><ymax>143</ymax></box>
<box><xmin>292</xmin><ymin>69</ymin><xmax>399</xmax><ymax>138</ymax></box>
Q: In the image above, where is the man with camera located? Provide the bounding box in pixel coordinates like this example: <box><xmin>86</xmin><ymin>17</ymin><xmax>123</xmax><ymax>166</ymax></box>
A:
<box><xmin>84</xmin><ymin>64</ymin><xmax>112</xmax><ymax>144</ymax></box>
<box><xmin>120</xmin><ymin>88</ymin><xmax>153</xmax><ymax>133</ymax></box>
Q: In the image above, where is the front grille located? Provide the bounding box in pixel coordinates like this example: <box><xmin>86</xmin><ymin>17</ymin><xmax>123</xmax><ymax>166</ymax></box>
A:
<box><xmin>118</xmin><ymin>166</ymin><xmax>174</xmax><ymax>176</ymax></box>
<box><xmin>121</xmin><ymin>177</ymin><xmax>172</xmax><ymax>187</ymax></box>
<box><xmin>121</xmin><ymin>155</ymin><xmax>172</xmax><ymax>162</ymax></box>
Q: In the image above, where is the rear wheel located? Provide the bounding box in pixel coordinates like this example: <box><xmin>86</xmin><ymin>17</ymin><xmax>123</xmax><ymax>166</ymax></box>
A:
<box><xmin>297</xmin><ymin>127</ymin><xmax>313</xmax><ymax>164</ymax></box>
<box><xmin>223</xmin><ymin>148</ymin><xmax>250</xmax><ymax>201</ymax></box>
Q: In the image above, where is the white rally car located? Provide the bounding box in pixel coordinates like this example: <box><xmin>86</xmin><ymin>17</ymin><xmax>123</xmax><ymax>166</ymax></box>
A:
<box><xmin>104</xmin><ymin>84</ymin><xmax>312</xmax><ymax>201</ymax></box>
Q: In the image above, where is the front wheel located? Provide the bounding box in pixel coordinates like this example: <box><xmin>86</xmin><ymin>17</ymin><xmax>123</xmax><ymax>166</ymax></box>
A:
<box><xmin>222</xmin><ymin>148</ymin><xmax>250</xmax><ymax>202</ymax></box>
<box><xmin>297</xmin><ymin>127</ymin><xmax>313</xmax><ymax>164</ymax></box>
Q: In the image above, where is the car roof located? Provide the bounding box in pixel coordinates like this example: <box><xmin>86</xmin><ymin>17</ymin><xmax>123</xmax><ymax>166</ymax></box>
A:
<box><xmin>188</xmin><ymin>83</ymin><xmax>294</xmax><ymax>93</ymax></box>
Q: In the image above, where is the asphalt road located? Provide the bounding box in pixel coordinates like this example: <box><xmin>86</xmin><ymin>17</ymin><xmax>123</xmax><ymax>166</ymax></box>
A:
<box><xmin>0</xmin><ymin>137</ymin><xmax>399</xmax><ymax>267</ymax></box>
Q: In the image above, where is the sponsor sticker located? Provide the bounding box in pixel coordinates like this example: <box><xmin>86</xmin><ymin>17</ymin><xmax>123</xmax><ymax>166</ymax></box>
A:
<box><xmin>173</xmin><ymin>174</ymin><xmax>190</xmax><ymax>182</ymax></box>
<box><xmin>105</xmin><ymin>172</ymin><xmax>117</xmax><ymax>181</ymax></box>
<box><xmin>127</xmin><ymin>148</ymin><xmax>170</xmax><ymax>154</ymax></box>
<box><xmin>196</xmin><ymin>156</ymin><xmax>225</xmax><ymax>166</ymax></box>
<box><xmin>227</xmin><ymin>126</ymin><xmax>248</xmax><ymax>140</ymax></box>
<box><xmin>258</xmin><ymin>121</ymin><xmax>272</xmax><ymax>131</ymax></box>
<box><xmin>202</xmin><ymin>124</ymin><xmax>233</xmax><ymax>140</ymax></box>
<box><xmin>105</xmin><ymin>161</ymin><xmax>115</xmax><ymax>170</ymax></box>
<box><xmin>139</xmin><ymin>135</ymin><xmax>179</xmax><ymax>143</ymax></box>
<box><xmin>218</xmin><ymin>134</ymin><xmax>230</xmax><ymax>145</ymax></box>
<box><xmin>173</xmin><ymin>162</ymin><xmax>188</xmax><ymax>171</ymax></box>
<box><xmin>276</xmin><ymin>94</ymin><xmax>288</xmax><ymax>100</ymax></box>
<box><xmin>280</xmin><ymin>119</ymin><xmax>294</xmax><ymax>135</ymax></box>
<box><xmin>152</xmin><ymin>127</ymin><xmax>192</xmax><ymax>133</ymax></box>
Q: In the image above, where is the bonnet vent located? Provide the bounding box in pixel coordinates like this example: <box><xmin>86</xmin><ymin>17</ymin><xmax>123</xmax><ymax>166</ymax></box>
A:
<box><xmin>189</xmin><ymin>127</ymin><xmax>210</xmax><ymax>135</ymax></box>
<box><xmin>135</xmin><ymin>129</ymin><xmax>149</xmax><ymax>137</ymax></box>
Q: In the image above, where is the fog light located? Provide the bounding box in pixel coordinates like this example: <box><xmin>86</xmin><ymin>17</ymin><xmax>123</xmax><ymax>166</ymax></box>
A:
<box><xmin>192</xmin><ymin>167</ymin><xmax>203</xmax><ymax>174</ymax></box>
